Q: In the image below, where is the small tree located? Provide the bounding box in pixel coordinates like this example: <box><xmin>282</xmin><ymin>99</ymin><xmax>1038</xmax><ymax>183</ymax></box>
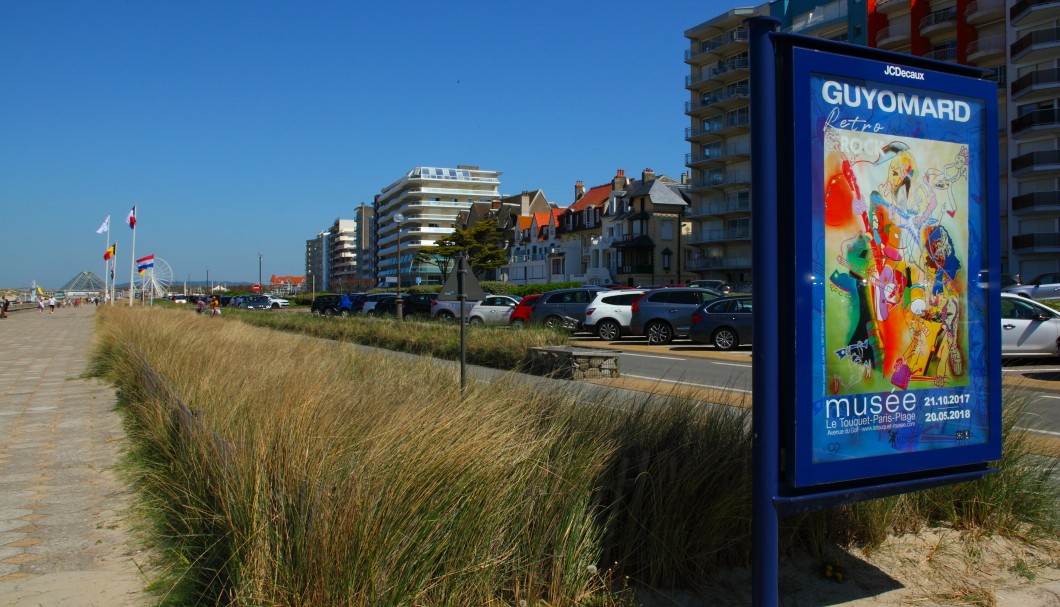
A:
<box><xmin>418</xmin><ymin>219</ymin><xmax>508</xmax><ymax>279</ymax></box>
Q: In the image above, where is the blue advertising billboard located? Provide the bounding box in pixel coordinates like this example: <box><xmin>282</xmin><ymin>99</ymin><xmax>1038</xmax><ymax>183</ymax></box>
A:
<box><xmin>784</xmin><ymin>45</ymin><xmax>1002</xmax><ymax>489</ymax></box>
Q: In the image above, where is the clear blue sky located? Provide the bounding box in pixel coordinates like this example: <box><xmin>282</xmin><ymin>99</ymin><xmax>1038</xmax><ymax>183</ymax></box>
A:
<box><xmin>1</xmin><ymin>1</ymin><xmax>738</xmax><ymax>289</ymax></box>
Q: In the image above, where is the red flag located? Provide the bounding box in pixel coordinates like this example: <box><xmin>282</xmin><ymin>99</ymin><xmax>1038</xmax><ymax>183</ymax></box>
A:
<box><xmin>126</xmin><ymin>206</ymin><xmax>137</xmax><ymax>230</ymax></box>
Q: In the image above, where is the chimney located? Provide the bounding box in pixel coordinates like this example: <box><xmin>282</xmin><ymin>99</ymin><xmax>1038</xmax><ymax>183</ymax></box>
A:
<box><xmin>642</xmin><ymin>168</ymin><xmax>656</xmax><ymax>182</ymax></box>
<box><xmin>612</xmin><ymin>169</ymin><xmax>627</xmax><ymax>191</ymax></box>
<box><xmin>575</xmin><ymin>180</ymin><xmax>585</xmax><ymax>201</ymax></box>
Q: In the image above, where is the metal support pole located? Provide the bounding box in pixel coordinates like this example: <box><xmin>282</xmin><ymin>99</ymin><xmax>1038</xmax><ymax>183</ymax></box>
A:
<box><xmin>749</xmin><ymin>16</ymin><xmax>781</xmax><ymax>607</ymax></box>
<box><xmin>396</xmin><ymin>228</ymin><xmax>403</xmax><ymax>321</ymax></box>
<box><xmin>458</xmin><ymin>254</ymin><xmax>467</xmax><ymax>394</ymax></box>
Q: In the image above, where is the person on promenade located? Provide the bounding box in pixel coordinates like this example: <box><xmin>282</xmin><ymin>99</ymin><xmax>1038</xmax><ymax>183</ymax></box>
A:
<box><xmin>48</xmin><ymin>296</ymin><xmax>56</xmax><ymax>314</ymax></box>
<box><xmin>1</xmin><ymin>297</ymin><xmax>8</xmax><ymax>318</ymax></box>
<box><xmin>209</xmin><ymin>295</ymin><xmax>221</xmax><ymax>317</ymax></box>
<box><xmin>38</xmin><ymin>298</ymin><xmax>45</xmax><ymax>314</ymax></box>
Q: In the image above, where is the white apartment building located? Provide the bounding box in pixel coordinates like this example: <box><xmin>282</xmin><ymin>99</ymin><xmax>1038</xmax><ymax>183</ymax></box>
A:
<box><xmin>374</xmin><ymin>165</ymin><xmax>502</xmax><ymax>286</ymax></box>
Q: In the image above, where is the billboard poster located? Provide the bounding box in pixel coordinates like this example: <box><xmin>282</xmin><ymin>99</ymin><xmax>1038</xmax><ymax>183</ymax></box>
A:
<box><xmin>788</xmin><ymin>47</ymin><xmax>1001</xmax><ymax>488</ymax></box>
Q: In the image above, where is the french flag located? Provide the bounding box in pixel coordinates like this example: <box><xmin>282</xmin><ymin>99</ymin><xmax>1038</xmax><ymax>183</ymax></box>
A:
<box><xmin>127</xmin><ymin>206</ymin><xmax>137</xmax><ymax>230</ymax></box>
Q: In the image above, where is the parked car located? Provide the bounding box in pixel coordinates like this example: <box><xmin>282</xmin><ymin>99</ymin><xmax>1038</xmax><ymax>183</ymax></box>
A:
<box><xmin>336</xmin><ymin>293</ymin><xmax>368</xmax><ymax>317</ymax></box>
<box><xmin>362</xmin><ymin>293</ymin><xmax>396</xmax><ymax>316</ymax></box>
<box><xmin>467</xmin><ymin>295</ymin><xmax>522</xmax><ymax>326</ymax></box>
<box><xmin>169</xmin><ymin>294</ymin><xmax>188</xmax><ymax>304</ymax></box>
<box><xmin>402</xmin><ymin>292</ymin><xmax>439</xmax><ymax>318</ymax></box>
<box><xmin>686</xmin><ymin>279</ymin><xmax>733</xmax><ymax>295</ymax></box>
<box><xmin>233</xmin><ymin>295</ymin><xmax>272</xmax><ymax>310</ymax></box>
<box><xmin>431</xmin><ymin>298</ymin><xmax>482</xmax><ymax>321</ymax></box>
<box><xmin>689</xmin><ymin>296</ymin><xmax>754</xmax><ymax>350</ymax></box>
<box><xmin>311</xmin><ymin>294</ymin><xmax>343</xmax><ymax>316</ymax></box>
<box><xmin>266</xmin><ymin>296</ymin><xmax>290</xmax><ymax>309</ymax></box>
<box><xmin>529</xmin><ymin>287</ymin><xmax>609</xmax><ymax>330</ymax></box>
<box><xmin>508</xmin><ymin>294</ymin><xmax>541</xmax><ymax>328</ymax></box>
<box><xmin>583</xmin><ymin>289</ymin><xmax>646</xmax><ymax>340</ymax></box>
<box><xmin>629</xmin><ymin>287</ymin><xmax>723</xmax><ymax>344</ymax></box>
<box><xmin>1000</xmin><ymin>293</ymin><xmax>1060</xmax><ymax>358</ymax></box>
<box><xmin>977</xmin><ymin>271</ymin><xmax>1021</xmax><ymax>289</ymax></box>
<box><xmin>1003</xmin><ymin>272</ymin><xmax>1060</xmax><ymax>301</ymax></box>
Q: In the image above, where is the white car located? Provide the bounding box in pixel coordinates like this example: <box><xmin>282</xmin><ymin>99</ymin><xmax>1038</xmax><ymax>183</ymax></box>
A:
<box><xmin>467</xmin><ymin>295</ymin><xmax>521</xmax><ymax>326</ymax></box>
<box><xmin>266</xmin><ymin>296</ymin><xmax>290</xmax><ymax>309</ymax></box>
<box><xmin>1001</xmin><ymin>293</ymin><xmax>1060</xmax><ymax>358</ymax></box>
<box><xmin>583</xmin><ymin>289</ymin><xmax>646</xmax><ymax>340</ymax></box>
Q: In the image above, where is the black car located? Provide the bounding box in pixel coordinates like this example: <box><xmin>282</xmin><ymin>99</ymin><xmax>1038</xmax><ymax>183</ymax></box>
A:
<box><xmin>234</xmin><ymin>295</ymin><xmax>272</xmax><ymax>310</ymax></box>
<box><xmin>311</xmin><ymin>294</ymin><xmax>343</xmax><ymax>316</ymax></box>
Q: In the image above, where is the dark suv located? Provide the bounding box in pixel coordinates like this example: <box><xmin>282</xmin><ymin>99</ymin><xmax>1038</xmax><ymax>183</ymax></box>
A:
<box><xmin>529</xmin><ymin>287</ymin><xmax>608</xmax><ymax>330</ymax></box>
<box><xmin>311</xmin><ymin>294</ymin><xmax>343</xmax><ymax>316</ymax></box>
<box><xmin>629</xmin><ymin>287</ymin><xmax>722</xmax><ymax>344</ymax></box>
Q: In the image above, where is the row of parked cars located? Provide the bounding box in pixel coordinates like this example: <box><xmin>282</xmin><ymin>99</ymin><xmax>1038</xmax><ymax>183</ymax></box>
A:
<box><xmin>310</xmin><ymin>281</ymin><xmax>1060</xmax><ymax>358</ymax></box>
<box><xmin>310</xmin><ymin>285</ymin><xmax>754</xmax><ymax>349</ymax></box>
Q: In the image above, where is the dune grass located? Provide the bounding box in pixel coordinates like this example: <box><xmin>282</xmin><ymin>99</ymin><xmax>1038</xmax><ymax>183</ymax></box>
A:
<box><xmin>88</xmin><ymin>306</ymin><xmax>1059</xmax><ymax>605</ymax></box>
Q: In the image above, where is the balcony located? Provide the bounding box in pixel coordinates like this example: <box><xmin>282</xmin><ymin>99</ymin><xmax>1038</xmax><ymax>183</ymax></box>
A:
<box><xmin>725</xmin><ymin>170</ymin><xmax>752</xmax><ymax>187</ymax></box>
<box><xmin>686</xmin><ymin>145</ymin><xmax>725</xmax><ymax>167</ymax></box>
<box><xmin>967</xmin><ymin>35</ymin><xmax>1005</xmax><ymax>62</ymax></box>
<box><xmin>925</xmin><ymin>46</ymin><xmax>959</xmax><ymax>62</ymax></box>
<box><xmin>965</xmin><ymin>0</ymin><xmax>1006</xmax><ymax>25</ymax></box>
<box><xmin>877</xmin><ymin>23</ymin><xmax>912</xmax><ymax>49</ymax></box>
<box><xmin>718</xmin><ymin>112</ymin><xmax>751</xmax><ymax>135</ymax></box>
<box><xmin>616</xmin><ymin>264</ymin><xmax>655</xmax><ymax>275</ymax></box>
<box><xmin>688</xmin><ymin>171</ymin><xmax>726</xmax><ymax>191</ymax></box>
<box><xmin>920</xmin><ymin>7</ymin><xmax>958</xmax><ymax>38</ymax></box>
<box><xmin>1011</xmin><ymin>26</ymin><xmax>1060</xmax><ymax>62</ymax></box>
<box><xmin>874</xmin><ymin>0</ymin><xmax>908</xmax><ymax>16</ymax></box>
<box><xmin>1010</xmin><ymin>0</ymin><xmax>1060</xmax><ymax>27</ymax></box>
<box><xmin>1012</xmin><ymin>191</ymin><xmax>1060</xmax><ymax>215</ymax></box>
<box><xmin>708</xmin><ymin>56</ymin><xmax>750</xmax><ymax>83</ymax></box>
<box><xmin>1012</xmin><ymin>232</ymin><xmax>1060</xmax><ymax>251</ymax></box>
<box><xmin>788</xmin><ymin>1</ymin><xmax>849</xmax><ymax>37</ymax></box>
<box><xmin>686</xmin><ymin>256</ymin><xmax>752</xmax><ymax>270</ymax></box>
<box><xmin>1011</xmin><ymin>108</ymin><xmax>1060</xmax><ymax>137</ymax></box>
<box><xmin>689</xmin><ymin>226</ymin><xmax>752</xmax><ymax>245</ymax></box>
<box><xmin>685</xmin><ymin>120</ymin><xmax>725</xmax><ymax>140</ymax></box>
<box><xmin>1011</xmin><ymin>149</ymin><xmax>1060</xmax><ymax>175</ymax></box>
<box><xmin>685</xmin><ymin>35</ymin><xmax>724</xmax><ymax>65</ymax></box>
<box><xmin>708</xmin><ymin>192</ymin><xmax>751</xmax><ymax>215</ymax></box>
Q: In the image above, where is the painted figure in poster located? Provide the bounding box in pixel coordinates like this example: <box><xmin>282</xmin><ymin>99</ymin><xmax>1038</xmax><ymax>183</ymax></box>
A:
<box><xmin>824</xmin><ymin>127</ymin><xmax>969</xmax><ymax>396</ymax></box>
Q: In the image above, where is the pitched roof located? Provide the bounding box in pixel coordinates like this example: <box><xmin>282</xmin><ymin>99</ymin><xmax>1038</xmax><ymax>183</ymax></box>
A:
<box><xmin>568</xmin><ymin>183</ymin><xmax>612</xmax><ymax>213</ymax></box>
<box><xmin>623</xmin><ymin>177</ymin><xmax>689</xmax><ymax>207</ymax></box>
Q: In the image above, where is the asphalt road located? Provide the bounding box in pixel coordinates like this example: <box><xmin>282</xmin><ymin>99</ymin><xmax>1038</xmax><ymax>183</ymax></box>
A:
<box><xmin>572</xmin><ymin>335</ymin><xmax>1060</xmax><ymax>439</ymax></box>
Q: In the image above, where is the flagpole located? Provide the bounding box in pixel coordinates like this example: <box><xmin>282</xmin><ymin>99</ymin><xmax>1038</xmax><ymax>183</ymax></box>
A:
<box><xmin>128</xmin><ymin>207</ymin><xmax>136</xmax><ymax>307</ymax></box>
<box><xmin>103</xmin><ymin>224</ymin><xmax>110</xmax><ymax>303</ymax></box>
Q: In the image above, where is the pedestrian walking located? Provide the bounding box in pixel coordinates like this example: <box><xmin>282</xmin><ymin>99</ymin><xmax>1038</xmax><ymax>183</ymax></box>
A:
<box><xmin>1</xmin><ymin>297</ymin><xmax>9</xmax><ymax>319</ymax></box>
<box><xmin>209</xmin><ymin>296</ymin><xmax>221</xmax><ymax>318</ymax></box>
<box><xmin>38</xmin><ymin>299</ymin><xmax>45</xmax><ymax>314</ymax></box>
<box><xmin>48</xmin><ymin>296</ymin><xmax>56</xmax><ymax>314</ymax></box>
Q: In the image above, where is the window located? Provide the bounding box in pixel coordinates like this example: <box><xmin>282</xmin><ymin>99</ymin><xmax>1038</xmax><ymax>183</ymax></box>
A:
<box><xmin>661</xmin><ymin>220</ymin><xmax>674</xmax><ymax>240</ymax></box>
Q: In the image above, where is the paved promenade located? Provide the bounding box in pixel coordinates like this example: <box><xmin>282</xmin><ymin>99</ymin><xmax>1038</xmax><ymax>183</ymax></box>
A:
<box><xmin>0</xmin><ymin>305</ymin><xmax>147</xmax><ymax>606</ymax></box>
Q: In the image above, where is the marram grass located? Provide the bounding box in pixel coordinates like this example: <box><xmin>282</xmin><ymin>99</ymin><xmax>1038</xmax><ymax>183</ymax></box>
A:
<box><xmin>89</xmin><ymin>306</ymin><xmax>1059</xmax><ymax>605</ymax></box>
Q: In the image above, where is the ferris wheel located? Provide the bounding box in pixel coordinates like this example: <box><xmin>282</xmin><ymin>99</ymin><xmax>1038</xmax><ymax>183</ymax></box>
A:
<box><xmin>141</xmin><ymin>257</ymin><xmax>174</xmax><ymax>299</ymax></box>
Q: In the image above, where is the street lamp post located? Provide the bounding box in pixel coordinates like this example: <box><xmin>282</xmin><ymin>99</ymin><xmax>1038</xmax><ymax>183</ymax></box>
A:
<box><xmin>309</xmin><ymin>270</ymin><xmax>315</xmax><ymax>300</ymax></box>
<box><xmin>394</xmin><ymin>213</ymin><xmax>404</xmax><ymax>321</ymax></box>
<box><xmin>258</xmin><ymin>252</ymin><xmax>263</xmax><ymax>295</ymax></box>
<box><xmin>206</xmin><ymin>268</ymin><xmax>209</xmax><ymax>295</ymax></box>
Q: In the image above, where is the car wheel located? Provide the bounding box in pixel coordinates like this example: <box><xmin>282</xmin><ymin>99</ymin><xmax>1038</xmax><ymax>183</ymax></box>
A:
<box><xmin>272</xmin><ymin>303</ymin><xmax>280</xmax><ymax>309</ymax></box>
<box><xmin>645</xmin><ymin>321</ymin><xmax>673</xmax><ymax>345</ymax></box>
<box><xmin>366</xmin><ymin>310</ymin><xmax>375</xmax><ymax>317</ymax></box>
<box><xmin>510</xmin><ymin>318</ymin><xmax>526</xmax><ymax>329</ymax></box>
<box><xmin>544</xmin><ymin>315</ymin><xmax>565</xmax><ymax>330</ymax></box>
<box><xmin>436</xmin><ymin>310</ymin><xmax>455</xmax><ymax>322</ymax></box>
<box><xmin>324</xmin><ymin>308</ymin><xmax>335</xmax><ymax>318</ymax></box>
<box><xmin>712</xmin><ymin>327</ymin><xmax>738</xmax><ymax>351</ymax></box>
<box><xmin>596</xmin><ymin>319</ymin><xmax>621</xmax><ymax>341</ymax></box>
<box><xmin>468</xmin><ymin>316</ymin><xmax>484</xmax><ymax>326</ymax></box>
<box><xmin>340</xmin><ymin>310</ymin><xmax>350</xmax><ymax>318</ymax></box>
<box><xmin>312</xmin><ymin>309</ymin><xmax>321</xmax><ymax>316</ymax></box>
